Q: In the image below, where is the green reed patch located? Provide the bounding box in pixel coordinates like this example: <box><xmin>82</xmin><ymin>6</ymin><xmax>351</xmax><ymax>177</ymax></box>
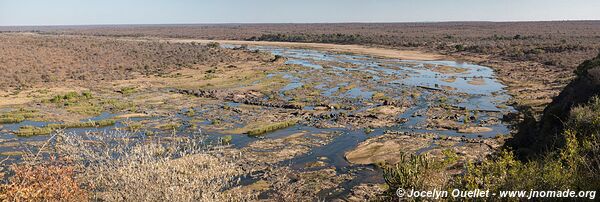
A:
<box><xmin>0</xmin><ymin>109</ymin><xmax>40</xmax><ymax>124</ymax></box>
<box><xmin>247</xmin><ymin>119</ymin><xmax>298</xmax><ymax>137</ymax></box>
<box><xmin>15</xmin><ymin>119</ymin><xmax>117</xmax><ymax>137</ymax></box>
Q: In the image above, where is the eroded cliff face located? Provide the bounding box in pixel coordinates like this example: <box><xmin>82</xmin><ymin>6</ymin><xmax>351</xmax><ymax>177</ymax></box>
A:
<box><xmin>510</xmin><ymin>53</ymin><xmax>600</xmax><ymax>156</ymax></box>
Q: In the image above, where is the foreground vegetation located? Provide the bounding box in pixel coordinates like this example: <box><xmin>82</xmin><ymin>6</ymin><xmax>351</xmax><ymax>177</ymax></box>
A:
<box><xmin>383</xmin><ymin>96</ymin><xmax>600</xmax><ymax>200</ymax></box>
<box><xmin>0</xmin><ymin>131</ymin><xmax>253</xmax><ymax>201</ymax></box>
<box><xmin>16</xmin><ymin>119</ymin><xmax>116</xmax><ymax>136</ymax></box>
<box><xmin>382</xmin><ymin>53</ymin><xmax>600</xmax><ymax>200</ymax></box>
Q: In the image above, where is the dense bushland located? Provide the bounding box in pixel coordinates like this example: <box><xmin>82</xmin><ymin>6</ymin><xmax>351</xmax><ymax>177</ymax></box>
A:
<box><xmin>20</xmin><ymin>22</ymin><xmax>600</xmax><ymax>70</ymax></box>
<box><xmin>0</xmin><ymin>34</ymin><xmax>263</xmax><ymax>89</ymax></box>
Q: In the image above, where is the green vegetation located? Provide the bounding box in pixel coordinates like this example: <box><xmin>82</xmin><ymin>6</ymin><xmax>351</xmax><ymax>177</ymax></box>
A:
<box><xmin>0</xmin><ymin>151</ymin><xmax>26</xmax><ymax>156</ymax></box>
<box><xmin>211</xmin><ymin>119</ymin><xmax>222</xmax><ymax>125</ymax></box>
<box><xmin>337</xmin><ymin>83</ymin><xmax>357</xmax><ymax>94</ymax></box>
<box><xmin>206</xmin><ymin>42</ymin><xmax>220</xmax><ymax>48</ymax></box>
<box><xmin>123</xmin><ymin>121</ymin><xmax>143</xmax><ymax>131</ymax></box>
<box><xmin>463</xmin><ymin>108</ymin><xmax>472</xmax><ymax>124</ymax></box>
<box><xmin>101</xmin><ymin>99</ymin><xmax>137</xmax><ymax>112</ymax></box>
<box><xmin>383</xmin><ymin>97</ymin><xmax>600</xmax><ymax>199</ymax></box>
<box><xmin>252</xmin><ymin>33</ymin><xmax>364</xmax><ymax>44</ymax></box>
<box><xmin>158</xmin><ymin>122</ymin><xmax>181</xmax><ymax>131</ymax></box>
<box><xmin>383</xmin><ymin>153</ymin><xmax>440</xmax><ymax>193</ymax></box>
<box><xmin>15</xmin><ymin>125</ymin><xmax>54</xmax><ymax>137</ymax></box>
<box><xmin>66</xmin><ymin>102</ymin><xmax>103</xmax><ymax>116</ymax></box>
<box><xmin>247</xmin><ymin>119</ymin><xmax>299</xmax><ymax>137</ymax></box>
<box><xmin>118</xmin><ymin>87</ymin><xmax>137</xmax><ymax>95</ymax></box>
<box><xmin>222</xmin><ymin>135</ymin><xmax>233</xmax><ymax>144</ymax></box>
<box><xmin>441</xmin><ymin>149</ymin><xmax>459</xmax><ymax>166</ymax></box>
<box><xmin>48</xmin><ymin>119</ymin><xmax>116</xmax><ymax>129</ymax></box>
<box><xmin>371</xmin><ymin>92</ymin><xmax>390</xmax><ymax>101</ymax></box>
<box><xmin>49</xmin><ymin>91</ymin><xmax>92</xmax><ymax>104</ymax></box>
<box><xmin>454</xmin><ymin>44</ymin><xmax>466</xmax><ymax>52</ymax></box>
<box><xmin>184</xmin><ymin>108</ymin><xmax>195</xmax><ymax>117</ymax></box>
<box><xmin>15</xmin><ymin>119</ymin><xmax>117</xmax><ymax>137</ymax></box>
<box><xmin>0</xmin><ymin>109</ymin><xmax>39</xmax><ymax>124</ymax></box>
<box><xmin>46</xmin><ymin>91</ymin><xmax>105</xmax><ymax>115</ymax></box>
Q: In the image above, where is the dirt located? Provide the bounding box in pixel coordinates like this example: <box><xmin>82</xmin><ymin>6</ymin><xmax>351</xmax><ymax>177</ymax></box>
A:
<box><xmin>155</xmin><ymin>39</ymin><xmax>446</xmax><ymax>61</ymax></box>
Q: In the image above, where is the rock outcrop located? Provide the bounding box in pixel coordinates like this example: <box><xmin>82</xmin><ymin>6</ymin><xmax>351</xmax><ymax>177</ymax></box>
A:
<box><xmin>509</xmin><ymin>53</ymin><xmax>600</xmax><ymax>156</ymax></box>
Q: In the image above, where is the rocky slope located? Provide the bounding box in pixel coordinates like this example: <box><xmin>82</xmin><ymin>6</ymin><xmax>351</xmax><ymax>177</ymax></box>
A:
<box><xmin>510</xmin><ymin>53</ymin><xmax>600</xmax><ymax>156</ymax></box>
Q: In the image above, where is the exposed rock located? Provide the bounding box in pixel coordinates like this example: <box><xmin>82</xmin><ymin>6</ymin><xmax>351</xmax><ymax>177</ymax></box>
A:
<box><xmin>345</xmin><ymin>183</ymin><xmax>386</xmax><ymax>202</ymax></box>
<box><xmin>345</xmin><ymin>131</ymin><xmax>499</xmax><ymax>165</ymax></box>
<box><xmin>510</xmin><ymin>53</ymin><xmax>600</xmax><ymax>155</ymax></box>
<box><xmin>345</xmin><ymin>134</ymin><xmax>431</xmax><ymax>165</ymax></box>
<box><xmin>458</xmin><ymin>126</ymin><xmax>493</xmax><ymax>133</ymax></box>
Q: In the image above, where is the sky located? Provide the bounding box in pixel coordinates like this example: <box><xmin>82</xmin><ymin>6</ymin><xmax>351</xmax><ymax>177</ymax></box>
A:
<box><xmin>1</xmin><ymin>0</ymin><xmax>600</xmax><ymax>26</ymax></box>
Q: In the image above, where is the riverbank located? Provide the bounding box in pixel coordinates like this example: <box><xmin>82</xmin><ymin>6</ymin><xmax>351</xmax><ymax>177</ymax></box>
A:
<box><xmin>0</xmin><ymin>33</ymin><xmax>515</xmax><ymax>200</ymax></box>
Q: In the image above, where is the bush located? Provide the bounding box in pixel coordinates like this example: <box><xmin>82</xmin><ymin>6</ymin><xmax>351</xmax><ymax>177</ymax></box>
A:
<box><xmin>454</xmin><ymin>44</ymin><xmax>465</xmax><ymax>52</ymax></box>
<box><xmin>449</xmin><ymin>97</ymin><xmax>600</xmax><ymax>197</ymax></box>
<box><xmin>55</xmin><ymin>131</ymin><xmax>256</xmax><ymax>201</ymax></box>
<box><xmin>118</xmin><ymin>86</ymin><xmax>137</xmax><ymax>95</ymax></box>
<box><xmin>206</xmin><ymin>42</ymin><xmax>220</xmax><ymax>48</ymax></box>
<box><xmin>382</xmin><ymin>95</ymin><xmax>600</xmax><ymax>199</ymax></box>
<box><xmin>0</xmin><ymin>162</ymin><xmax>88</xmax><ymax>201</ymax></box>
<box><xmin>49</xmin><ymin>91</ymin><xmax>93</xmax><ymax>104</ymax></box>
<box><xmin>383</xmin><ymin>153</ymin><xmax>448</xmax><ymax>199</ymax></box>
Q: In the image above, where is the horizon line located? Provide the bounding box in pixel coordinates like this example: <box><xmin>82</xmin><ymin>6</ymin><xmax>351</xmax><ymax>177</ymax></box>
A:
<box><xmin>1</xmin><ymin>19</ymin><xmax>600</xmax><ymax>27</ymax></box>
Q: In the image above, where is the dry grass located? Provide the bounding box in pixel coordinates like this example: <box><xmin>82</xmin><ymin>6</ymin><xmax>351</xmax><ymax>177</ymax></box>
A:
<box><xmin>15</xmin><ymin>119</ymin><xmax>117</xmax><ymax>137</ymax></box>
<box><xmin>54</xmin><ymin>131</ymin><xmax>255</xmax><ymax>201</ymax></box>
<box><xmin>1</xmin><ymin>130</ymin><xmax>261</xmax><ymax>201</ymax></box>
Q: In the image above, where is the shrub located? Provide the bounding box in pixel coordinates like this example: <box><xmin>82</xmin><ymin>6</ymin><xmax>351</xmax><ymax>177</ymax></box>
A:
<box><xmin>448</xmin><ymin>96</ymin><xmax>600</xmax><ymax>196</ymax></box>
<box><xmin>383</xmin><ymin>153</ymin><xmax>448</xmax><ymax>197</ymax></box>
<box><xmin>568</xmin><ymin>96</ymin><xmax>600</xmax><ymax>141</ymax></box>
<box><xmin>49</xmin><ymin>91</ymin><xmax>93</xmax><ymax>104</ymax></box>
<box><xmin>2</xmin><ymin>130</ymin><xmax>259</xmax><ymax>201</ymax></box>
<box><xmin>54</xmin><ymin>131</ymin><xmax>256</xmax><ymax>201</ymax></box>
<box><xmin>454</xmin><ymin>44</ymin><xmax>465</xmax><ymax>52</ymax></box>
<box><xmin>118</xmin><ymin>86</ymin><xmax>137</xmax><ymax>95</ymax></box>
<box><xmin>206</xmin><ymin>42</ymin><xmax>220</xmax><ymax>48</ymax></box>
<box><xmin>384</xmin><ymin>116</ymin><xmax>600</xmax><ymax>199</ymax></box>
<box><xmin>222</xmin><ymin>135</ymin><xmax>233</xmax><ymax>144</ymax></box>
<box><xmin>0</xmin><ymin>162</ymin><xmax>88</xmax><ymax>201</ymax></box>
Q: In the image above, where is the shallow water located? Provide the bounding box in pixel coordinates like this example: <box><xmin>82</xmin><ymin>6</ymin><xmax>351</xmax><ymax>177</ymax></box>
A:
<box><xmin>0</xmin><ymin>44</ymin><xmax>515</xmax><ymax>196</ymax></box>
<box><xmin>0</xmin><ymin>44</ymin><xmax>514</xmax><ymax>152</ymax></box>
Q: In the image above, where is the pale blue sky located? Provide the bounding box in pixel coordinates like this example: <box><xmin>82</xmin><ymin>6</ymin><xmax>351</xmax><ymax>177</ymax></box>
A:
<box><xmin>1</xmin><ymin>0</ymin><xmax>599</xmax><ymax>26</ymax></box>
